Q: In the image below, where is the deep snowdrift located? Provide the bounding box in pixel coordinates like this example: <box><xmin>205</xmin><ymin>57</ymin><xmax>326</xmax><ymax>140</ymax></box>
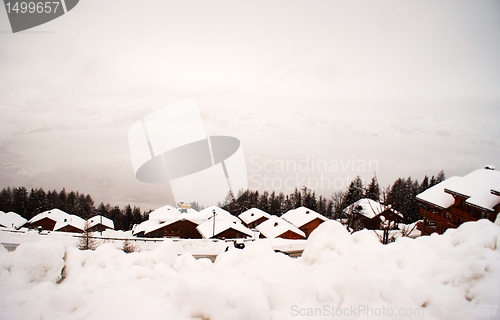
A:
<box><xmin>1</xmin><ymin>219</ymin><xmax>499</xmax><ymax>320</ymax></box>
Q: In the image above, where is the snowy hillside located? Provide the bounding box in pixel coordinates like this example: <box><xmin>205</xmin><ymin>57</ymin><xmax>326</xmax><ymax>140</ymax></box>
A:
<box><xmin>1</xmin><ymin>218</ymin><xmax>499</xmax><ymax>320</ymax></box>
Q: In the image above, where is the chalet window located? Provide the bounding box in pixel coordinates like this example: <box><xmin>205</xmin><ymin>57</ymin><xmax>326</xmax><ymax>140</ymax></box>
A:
<box><xmin>424</xmin><ymin>219</ymin><xmax>437</xmax><ymax>228</ymax></box>
<box><xmin>444</xmin><ymin>212</ymin><xmax>451</xmax><ymax>219</ymax></box>
<box><xmin>480</xmin><ymin>211</ymin><xmax>488</xmax><ymax>219</ymax></box>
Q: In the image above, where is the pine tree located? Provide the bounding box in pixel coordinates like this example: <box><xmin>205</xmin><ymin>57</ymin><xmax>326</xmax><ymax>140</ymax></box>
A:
<box><xmin>305</xmin><ymin>189</ymin><xmax>318</xmax><ymax>211</ymax></box>
<box><xmin>58</xmin><ymin>188</ymin><xmax>67</xmax><ymax>212</ymax></box>
<box><xmin>419</xmin><ymin>175</ymin><xmax>429</xmax><ymax>193</ymax></box>
<box><xmin>97</xmin><ymin>202</ymin><xmax>110</xmax><ymax>218</ymax></box>
<box><xmin>268</xmin><ymin>191</ymin><xmax>281</xmax><ymax>216</ymax></box>
<box><xmin>13</xmin><ymin>187</ymin><xmax>28</xmax><ymax>219</ymax></box>
<box><xmin>343</xmin><ymin>176</ymin><xmax>365</xmax><ymax>208</ymax></box>
<box><xmin>365</xmin><ymin>175</ymin><xmax>380</xmax><ymax>201</ymax></box>
<box><xmin>386</xmin><ymin>177</ymin><xmax>420</xmax><ymax>223</ymax></box>
<box><xmin>435</xmin><ymin>170</ymin><xmax>445</xmax><ymax>183</ymax></box>
<box><xmin>109</xmin><ymin>206</ymin><xmax>123</xmax><ymax>230</ymax></box>
<box><xmin>0</xmin><ymin>187</ymin><xmax>13</xmax><ymax>212</ymax></box>
<box><xmin>124</xmin><ymin>204</ymin><xmax>133</xmax><ymax>231</ymax></box>
<box><xmin>132</xmin><ymin>206</ymin><xmax>144</xmax><ymax>225</ymax></box>
<box><xmin>66</xmin><ymin>191</ymin><xmax>77</xmax><ymax>213</ymax></box>
<box><xmin>46</xmin><ymin>189</ymin><xmax>58</xmax><ymax>209</ymax></box>
<box><xmin>283</xmin><ymin>195</ymin><xmax>293</xmax><ymax>213</ymax></box>
<box><xmin>258</xmin><ymin>191</ymin><xmax>270</xmax><ymax>212</ymax></box>
<box><xmin>291</xmin><ymin>187</ymin><xmax>302</xmax><ymax>208</ymax></box>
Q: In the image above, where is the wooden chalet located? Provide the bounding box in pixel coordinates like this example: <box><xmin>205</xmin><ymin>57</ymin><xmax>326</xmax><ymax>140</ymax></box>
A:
<box><xmin>196</xmin><ymin>218</ymin><xmax>253</xmax><ymax>239</ymax></box>
<box><xmin>145</xmin><ymin>218</ymin><xmax>202</xmax><ymax>239</ymax></box>
<box><xmin>416</xmin><ymin>167</ymin><xmax>500</xmax><ymax>235</ymax></box>
<box><xmin>238</xmin><ymin>208</ymin><xmax>271</xmax><ymax>229</ymax></box>
<box><xmin>86</xmin><ymin>215</ymin><xmax>115</xmax><ymax>233</ymax></box>
<box><xmin>27</xmin><ymin>208</ymin><xmax>70</xmax><ymax>231</ymax></box>
<box><xmin>281</xmin><ymin>207</ymin><xmax>329</xmax><ymax>238</ymax></box>
<box><xmin>256</xmin><ymin>216</ymin><xmax>306</xmax><ymax>239</ymax></box>
<box><xmin>53</xmin><ymin>214</ymin><xmax>86</xmax><ymax>233</ymax></box>
<box><xmin>343</xmin><ymin>198</ymin><xmax>403</xmax><ymax>230</ymax></box>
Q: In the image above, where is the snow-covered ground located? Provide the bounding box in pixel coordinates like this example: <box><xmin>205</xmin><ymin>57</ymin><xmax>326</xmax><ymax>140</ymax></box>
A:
<box><xmin>1</xmin><ymin>218</ymin><xmax>500</xmax><ymax>320</ymax></box>
<box><xmin>0</xmin><ymin>228</ymin><xmax>306</xmax><ymax>256</ymax></box>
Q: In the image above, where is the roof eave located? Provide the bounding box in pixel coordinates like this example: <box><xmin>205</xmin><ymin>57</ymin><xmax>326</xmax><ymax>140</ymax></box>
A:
<box><xmin>465</xmin><ymin>201</ymin><xmax>495</xmax><ymax>212</ymax></box>
<box><xmin>443</xmin><ymin>188</ymin><xmax>470</xmax><ymax>199</ymax></box>
<box><xmin>415</xmin><ymin>197</ymin><xmax>450</xmax><ymax>210</ymax></box>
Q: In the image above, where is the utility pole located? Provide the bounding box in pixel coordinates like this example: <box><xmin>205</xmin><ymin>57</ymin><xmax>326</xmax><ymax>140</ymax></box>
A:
<box><xmin>212</xmin><ymin>209</ymin><xmax>216</xmax><ymax>238</ymax></box>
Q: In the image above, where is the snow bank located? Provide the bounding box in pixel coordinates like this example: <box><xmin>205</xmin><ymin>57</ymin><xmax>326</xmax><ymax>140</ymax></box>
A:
<box><xmin>9</xmin><ymin>239</ymin><xmax>65</xmax><ymax>284</ymax></box>
<box><xmin>1</xmin><ymin>219</ymin><xmax>499</xmax><ymax>320</ymax></box>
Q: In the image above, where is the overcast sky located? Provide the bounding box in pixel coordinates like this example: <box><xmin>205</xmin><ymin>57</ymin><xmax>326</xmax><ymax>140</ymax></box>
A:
<box><xmin>1</xmin><ymin>0</ymin><xmax>499</xmax><ymax>210</ymax></box>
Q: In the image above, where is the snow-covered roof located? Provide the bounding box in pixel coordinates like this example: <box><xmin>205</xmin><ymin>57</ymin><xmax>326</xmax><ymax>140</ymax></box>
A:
<box><xmin>28</xmin><ymin>208</ymin><xmax>70</xmax><ymax>224</ymax></box>
<box><xmin>417</xmin><ymin>169</ymin><xmax>500</xmax><ymax>211</ymax></box>
<box><xmin>342</xmin><ymin>198</ymin><xmax>403</xmax><ymax>219</ymax></box>
<box><xmin>53</xmin><ymin>214</ymin><xmax>86</xmax><ymax>232</ymax></box>
<box><xmin>416</xmin><ymin>176</ymin><xmax>461</xmax><ymax>209</ymax></box>
<box><xmin>445</xmin><ymin>169</ymin><xmax>500</xmax><ymax>211</ymax></box>
<box><xmin>255</xmin><ymin>216</ymin><xmax>305</xmax><ymax>239</ymax></box>
<box><xmin>238</xmin><ymin>208</ymin><xmax>271</xmax><ymax>225</ymax></box>
<box><xmin>0</xmin><ymin>211</ymin><xmax>27</xmax><ymax>229</ymax></box>
<box><xmin>143</xmin><ymin>221</ymin><xmax>170</xmax><ymax>234</ymax></box>
<box><xmin>196</xmin><ymin>218</ymin><xmax>253</xmax><ymax>239</ymax></box>
<box><xmin>87</xmin><ymin>215</ymin><xmax>114</xmax><ymax>230</ymax></box>
<box><xmin>149</xmin><ymin>205</ymin><xmax>206</xmax><ymax>225</ymax></box>
<box><xmin>148</xmin><ymin>205</ymin><xmax>179</xmax><ymax>222</ymax></box>
<box><xmin>182</xmin><ymin>211</ymin><xmax>207</xmax><ymax>225</ymax></box>
<box><xmin>132</xmin><ymin>219</ymin><xmax>160</xmax><ymax>236</ymax></box>
<box><xmin>134</xmin><ymin>205</ymin><xmax>207</xmax><ymax>236</ymax></box>
<box><xmin>198</xmin><ymin>206</ymin><xmax>240</xmax><ymax>224</ymax></box>
<box><xmin>343</xmin><ymin>198</ymin><xmax>385</xmax><ymax>219</ymax></box>
<box><xmin>281</xmin><ymin>207</ymin><xmax>328</xmax><ymax>228</ymax></box>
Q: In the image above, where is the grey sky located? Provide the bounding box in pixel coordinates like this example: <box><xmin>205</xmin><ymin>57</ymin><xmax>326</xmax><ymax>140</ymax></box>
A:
<box><xmin>1</xmin><ymin>0</ymin><xmax>499</xmax><ymax>209</ymax></box>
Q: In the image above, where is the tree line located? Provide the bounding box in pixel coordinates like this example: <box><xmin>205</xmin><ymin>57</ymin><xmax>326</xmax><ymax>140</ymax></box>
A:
<box><xmin>222</xmin><ymin>170</ymin><xmax>445</xmax><ymax>223</ymax></box>
<box><xmin>0</xmin><ymin>187</ymin><xmax>148</xmax><ymax>231</ymax></box>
